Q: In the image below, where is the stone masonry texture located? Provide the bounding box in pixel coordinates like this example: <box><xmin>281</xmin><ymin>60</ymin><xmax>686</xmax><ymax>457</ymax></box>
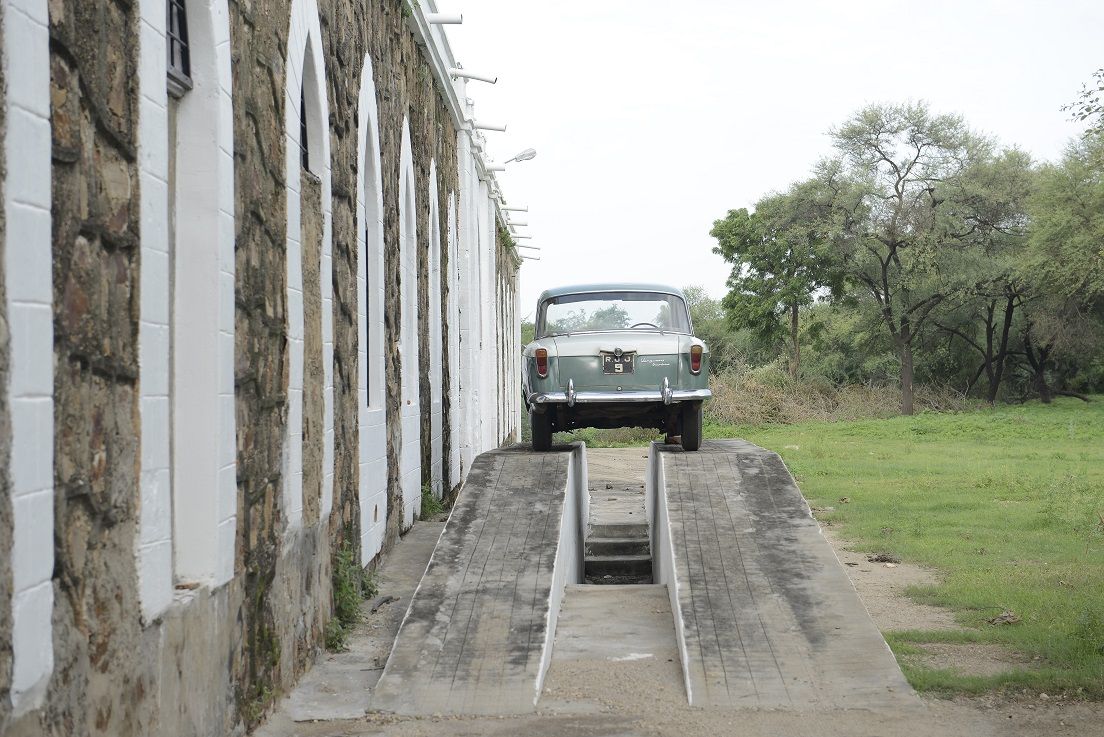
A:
<box><xmin>0</xmin><ymin>0</ymin><xmax>512</xmax><ymax>735</ymax></box>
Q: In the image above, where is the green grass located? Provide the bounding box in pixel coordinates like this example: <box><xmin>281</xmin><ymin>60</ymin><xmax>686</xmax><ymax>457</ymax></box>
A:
<box><xmin>325</xmin><ymin>542</ymin><xmax>378</xmax><ymax>652</ymax></box>
<box><xmin>704</xmin><ymin>398</ymin><xmax>1104</xmax><ymax>697</ymax></box>
<box><xmin>420</xmin><ymin>482</ymin><xmax>446</xmax><ymax>519</ymax></box>
<box><xmin>552</xmin><ymin>426</ymin><xmax>662</xmax><ymax>447</ymax></box>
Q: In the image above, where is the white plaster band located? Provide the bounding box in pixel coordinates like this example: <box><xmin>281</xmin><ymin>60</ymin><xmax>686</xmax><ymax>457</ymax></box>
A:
<box><xmin>356</xmin><ymin>52</ymin><xmax>388</xmax><ymax>562</ymax></box>
<box><xmin>4</xmin><ymin>0</ymin><xmax>55</xmax><ymax>714</ymax></box>
<box><xmin>284</xmin><ymin>0</ymin><xmax>334</xmax><ymax>532</ymax></box>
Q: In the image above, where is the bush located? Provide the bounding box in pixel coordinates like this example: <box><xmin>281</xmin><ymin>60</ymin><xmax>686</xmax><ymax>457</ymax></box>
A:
<box><xmin>705</xmin><ymin>367</ymin><xmax>971</xmax><ymax>426</ymax></box>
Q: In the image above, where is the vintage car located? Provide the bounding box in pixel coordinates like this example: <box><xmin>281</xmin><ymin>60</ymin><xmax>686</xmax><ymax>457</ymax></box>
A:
<box><xmin>523</xmin><ymin>283</ymin><xmax>711</xmax><ymax>451</ymax></box>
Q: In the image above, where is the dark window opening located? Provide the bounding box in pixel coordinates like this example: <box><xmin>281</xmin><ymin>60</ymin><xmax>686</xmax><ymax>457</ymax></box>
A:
<box><xmin>300</xmin><ymin>83</ymin><xmax>310</xmax><ymax>173</ymax></box>
<box><xmin>167</xmin><ymin>0</ymin><xmax>192</xmax><ymax>96</ymax></box>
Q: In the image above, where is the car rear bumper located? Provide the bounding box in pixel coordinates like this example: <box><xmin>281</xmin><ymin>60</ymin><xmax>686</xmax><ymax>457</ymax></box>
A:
<box><xmin>527</xmin><ymin>378</ymin><xmax>711</xmax><ymax>408</ymax></box>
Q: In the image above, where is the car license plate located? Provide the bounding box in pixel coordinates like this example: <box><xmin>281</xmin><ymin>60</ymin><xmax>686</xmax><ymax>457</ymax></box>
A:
<box><xmin>602</xmin><ymin>352</ymin><xmax>634</xmax><ymax>375</ymax></box>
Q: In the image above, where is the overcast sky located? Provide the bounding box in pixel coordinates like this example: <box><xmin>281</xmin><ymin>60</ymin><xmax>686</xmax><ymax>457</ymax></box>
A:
<box><xmin>445</xmin><ymin>0</ymin><xmax>1102</xmax><ymax>320</ymax></box>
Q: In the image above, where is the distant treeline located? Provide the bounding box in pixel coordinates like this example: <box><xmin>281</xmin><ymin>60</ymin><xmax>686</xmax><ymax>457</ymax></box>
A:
<box><xmin>703</xmin><ymin>77</ymin><xmax>1103</xmax><ymax>414</ymax></box>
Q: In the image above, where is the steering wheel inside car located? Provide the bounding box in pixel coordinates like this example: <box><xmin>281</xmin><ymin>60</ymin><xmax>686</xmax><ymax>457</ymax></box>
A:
<box><xmin>630</xmin><ymin>322</ymin><xmax>659</xmax><ymax>329</ymax></box>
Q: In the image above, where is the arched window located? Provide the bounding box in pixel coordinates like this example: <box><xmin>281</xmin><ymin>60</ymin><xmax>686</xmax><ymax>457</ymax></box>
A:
<box><xmin>398</xmin><ymin>120</ymin><xmax>420</xmax><ymax>530</ymax></box>
<box><xmin>160</xmin><ymin>0</ymin><xmax>237</xmax><ymax>591</ymax></box>
<box><xmin>356</xmin><ymin>54</ymin><xmax>387</xmax><ymax>561</ymax></box>
<box><xmin>166</xmin><ymin>0</ymin><xmax>192</xmax><ymax>94</ymax></box>
<box><xmin>284</xmin><ymin>0</ymin><xmax>334</xmax><ymax>530</ymax></box>
<box><xmin>300</xmin><ymin>82</ymin><xmax>309</xmax><ymax>172</ymax></box>
<box><xmin>428</xmin><ymin>161</ymin><xmax>443</xmax><ymax>499</ymax></box>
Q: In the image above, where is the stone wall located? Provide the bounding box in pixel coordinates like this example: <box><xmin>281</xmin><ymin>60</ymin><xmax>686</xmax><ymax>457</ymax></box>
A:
<box><xmin>0</xmin><ymin>0</ymin><xmax>516</xmax><ymax>734</ymax></box>
<box><xmin>24</xmin><ymin>1</ymin><xmax>153</xmax><ymax>735</ymax></box>
<box><xmin>230</xmin><ymin>0</ymin><xmax>463</xmax><ymax>727</ymax></box>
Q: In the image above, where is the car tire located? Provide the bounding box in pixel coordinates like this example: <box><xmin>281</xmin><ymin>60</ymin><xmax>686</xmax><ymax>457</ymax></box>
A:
<box><xmin>531</xmin><ymin>410</ymin><xmax>553</xmax><ymax>452</ymax></box>
<box><xmin>680</xmin><ymin>402</ymin><xmax>702</xmax><ymax>452</ymax></box>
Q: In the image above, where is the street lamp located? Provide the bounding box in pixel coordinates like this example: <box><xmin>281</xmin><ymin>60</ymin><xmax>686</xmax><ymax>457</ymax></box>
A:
<box><xmin>505</xmin><ymin>148</ymin><xmax>536</xmax><ymax>163</ymax></box>
<box><xmin>426</xmin><ymin>12</ymin><xmax>462</xmax><ymax>24</ymax></box>
<box><xmin>449</xmin><ymin>68</ymin><xmax>497</xmax><ymax>84</ymax></box>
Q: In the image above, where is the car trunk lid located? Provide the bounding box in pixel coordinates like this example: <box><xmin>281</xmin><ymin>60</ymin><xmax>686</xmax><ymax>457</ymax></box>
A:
<box><xmin>551</xmin><ymin>332</ymin><xmax>680</xmax><ymax>392</ymax></box>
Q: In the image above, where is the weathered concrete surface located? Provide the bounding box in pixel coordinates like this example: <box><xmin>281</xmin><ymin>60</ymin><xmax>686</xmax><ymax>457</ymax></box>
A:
<box><xmin>586</xmin><ymin>448</ymin><xmax>647</xmax><ymax>528</ymax></box>
<box><xmin>256</xmin><ymin>521</ymin><xmax>445</xmax><ymax>729</ymax></box>
<box><xmin>371</xmin><ymin>446</ymin><xmax>579</xmax><ymax>715</ymax></box>
<box><xmin>545</xmin><ymin>584</ymin><xmax>674</xmax><ymax>665</ymax></box>
<box><xmin>656</xmin><ymin>439</ymin><xmax>918</xmax><ymax>709</ymax></box>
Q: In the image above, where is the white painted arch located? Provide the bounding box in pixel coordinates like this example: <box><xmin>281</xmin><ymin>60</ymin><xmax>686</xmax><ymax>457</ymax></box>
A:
<box><xmin>446</xmin><ymin>191</ymin><xmax>461</xmax><ymax>490</ymax></box>
<box><xmin>428</xmin><ymin>160</ymin><xmax>443</xmax><ymax>499</ymax></box>
<box><xmin>398</xmin><ymin>120</ymin><xmax>420</xmax><ymax>530</ymax></box>
<box><xmin>356</xmin><ymin>52</ymin><xmax>387</xmax><ymax>561</ymax></box>
<box><xmin>170</xmin><ymin>0</ymin><xmax>237</xmax><ymax>590</ymax></box>
<box><xmin>3</xmin><ymin>0</ymin><xmax>53</xmax><ymax>714</ymax></box>
<box><xmin>284</xmin><ymin>0</ymin><xmax>334</xmax><ymax>531</ymax></box>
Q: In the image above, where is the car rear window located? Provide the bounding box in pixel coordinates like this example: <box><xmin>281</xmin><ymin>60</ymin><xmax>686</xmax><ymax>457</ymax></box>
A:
<box><xmin>538</xmin><ymin>292</ymin><xmax>690</xmax><ymax>337</ymax></box>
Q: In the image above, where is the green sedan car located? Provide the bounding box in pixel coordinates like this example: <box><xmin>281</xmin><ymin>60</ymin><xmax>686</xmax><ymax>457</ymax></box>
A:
<box><xmin>523</xmin><ymin>283</ymin><xmax>711</xmax><ymax>452</ymax></box>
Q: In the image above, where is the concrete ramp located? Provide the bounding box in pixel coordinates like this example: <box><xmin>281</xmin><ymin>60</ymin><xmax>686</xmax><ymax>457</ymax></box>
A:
<box><xmin>651</xmin><ymin>440</ymin><xmax>917</xmax><ymax>710</ymax></box>
<box><xmin>371</xmin><ymin>444</ymin><xmax>585</xmax><ymax>715</ymax></box>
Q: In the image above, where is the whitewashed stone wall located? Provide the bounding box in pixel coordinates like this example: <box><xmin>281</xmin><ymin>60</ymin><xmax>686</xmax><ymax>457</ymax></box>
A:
<box><xmin>0</xmin><ymin>0</ymin><xmax>522</xmax><ymax>732</ymax></box>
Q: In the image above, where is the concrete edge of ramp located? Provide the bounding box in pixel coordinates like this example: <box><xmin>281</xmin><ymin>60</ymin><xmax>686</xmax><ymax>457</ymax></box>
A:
<box><xmin>369</xmin><ymin>442</ymin><xmax>587</xmax><ymax>715</ymax></box>
<box><xmin>650</xmin><ymin>439</ymin><xmax>919</xmax><ymax>710</ymax></box>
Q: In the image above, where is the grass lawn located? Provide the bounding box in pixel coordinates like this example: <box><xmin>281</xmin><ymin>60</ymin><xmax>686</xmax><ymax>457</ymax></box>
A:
<box><xmin>701</xmin><ymin>397</ymin><xmax>1104</xmax><ymax>696</ymax></box>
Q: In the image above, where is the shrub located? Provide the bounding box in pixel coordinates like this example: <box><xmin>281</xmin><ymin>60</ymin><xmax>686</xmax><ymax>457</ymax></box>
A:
<box><xmin>705</xmin><ymin>368</ymin><xmax>971</xmax><ymax>426</ymax></box>
<box><xmin>326</xmin><ymin>542</ymin><xmax>378</xmax><ymax>651</ymax></box>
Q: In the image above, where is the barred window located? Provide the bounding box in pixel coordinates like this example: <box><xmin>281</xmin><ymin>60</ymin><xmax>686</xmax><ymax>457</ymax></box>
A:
<box><xmin>167</xmin><ymin>0</ymin><xmax>192</xmax><ymax>94</ymax></box>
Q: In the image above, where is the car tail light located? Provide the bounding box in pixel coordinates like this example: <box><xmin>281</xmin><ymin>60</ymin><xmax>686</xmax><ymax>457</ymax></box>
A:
<box><xmin>535</xmin><ymin>348</ymin><xmax>549</xmax><ymax>377</ymax></box>
<box><xmin>690</xmin><ymin>345</ymin><xmax>703</xmax><ymax>374</ymax></box>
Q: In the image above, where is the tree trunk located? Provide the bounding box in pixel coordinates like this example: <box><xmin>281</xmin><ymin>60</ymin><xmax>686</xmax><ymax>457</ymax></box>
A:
<box><xmin>1023</xmin><ymin>331</ymin><xmax>1054</xmax><ymax>404</ymax></box>
<box><xmin>1034</xmin><ymin>370</ymin><xmax>1053</xmax><ymax>404</ymax></box>
<box><xmin>789</xmin><ymin>302</ymin><xmax>800</xmax><ymax>379</ymax></box>
<box><xmin>986</xmin><ymin>292</ymin><xmax>1017</xmax><ymax>404</ymax></box>
<box><xmin>900</xmin><ymin>341</ymin><xmax>915</xmax><ymax>415</ymax></box>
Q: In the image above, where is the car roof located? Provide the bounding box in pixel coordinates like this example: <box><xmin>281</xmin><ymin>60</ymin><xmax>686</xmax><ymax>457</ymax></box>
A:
<box><xmin>536</xmin><ymin>283</ymin><xmax>686</xmax><ymax>305</ymax></box>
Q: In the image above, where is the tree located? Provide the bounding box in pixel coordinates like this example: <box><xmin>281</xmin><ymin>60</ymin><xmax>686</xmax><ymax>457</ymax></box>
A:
<box><xmin>932</xmin><ymin>148</ymin><xmax>1035</xmax><ymax>402</ymax></box>
<box><xmin>710</xmin><ymin>174</ymin><xmax>842</xmax><ymax>378</ymax></box>
<box><xmin>828</xmin><ymin>102</ymin><xmax>983</xmax><ymax>414</ymax></box>
<box><xmin>1026</xmin><ymin>135</ymin><xmax>1104</xmax><ymax>308</ymax></box>
<box><xmin>1016</xmin><ymin>134</ymin><xmax>1104</xmax><ymax>401</ymax></box>
<box><xmin>1062</xmin><ymin>68</ymin><xmax>1104</xmax><ymax>138</ymax></box>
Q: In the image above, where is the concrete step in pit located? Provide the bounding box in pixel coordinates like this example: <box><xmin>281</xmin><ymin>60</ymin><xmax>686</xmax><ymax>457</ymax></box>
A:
<box><xmin>583</xmin><ymin>525</ymin><xmax>652</xmax><ymax>584</ymax></box>
<box><xmin>584</xmin><ymin>451</ymin><xmax>653</xmax><ymax>585</ymax></box>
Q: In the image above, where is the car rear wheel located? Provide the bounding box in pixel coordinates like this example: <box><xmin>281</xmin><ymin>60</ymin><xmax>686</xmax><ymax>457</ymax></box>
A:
<box><xmin>680</xmin><ymin>402</ymin><xmax>702</xmax><ymax>451</ymax></box>
<box><xmin>531</xmin><ymin>410</ymin><xmax>553</xmax><ymax>452</ymax></box>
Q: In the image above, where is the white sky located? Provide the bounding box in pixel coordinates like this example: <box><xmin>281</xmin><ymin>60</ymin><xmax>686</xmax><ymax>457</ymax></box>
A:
<box><xmin>445</xmin><ymin>0</ymin><xmax>1102</xmax><ymax>320</ymax></box>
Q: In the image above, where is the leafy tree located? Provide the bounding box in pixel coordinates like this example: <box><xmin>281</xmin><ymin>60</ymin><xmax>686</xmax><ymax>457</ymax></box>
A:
<box><xmin>932</xmin><ymin>148</ymin><xmax>1035</xmax><ymax>402</ymax></box>
<box><xmin>710</xmin><ymin>174</ymin><xmax>842</xmax><ymax>378</ymax></box>
<box><xmin>545</xmin><ymin>309</ymin><xmax>590</xmax><ymax>335</ymax></box>
<box><xmin>1026</xmin><ymin>135</ymin><xmax>1104</xmax><ymax>307</ymax></box>
<box><xmin>1062</xmin><ymin>68</ymin><xmax>1104</xmax><ymax>138</ymax></box>
<box><xmin>1011</xmin><ymin>134</ymin><xmax>1104</xmax><ymax>402</ymax></box>
<box><xmin>828</xmin><ymin>102</ymin><xmax>984</xmax><ymax>414</ymax></box>
<box><xmin>587</xmin><ymin>304</ymin><xmax>630</xmax><ymax>331</ymax></box>
<box><xmin>682</xmin><ymin>285</ymin><xmax>748</xmax><ymax>374</ymax></box>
